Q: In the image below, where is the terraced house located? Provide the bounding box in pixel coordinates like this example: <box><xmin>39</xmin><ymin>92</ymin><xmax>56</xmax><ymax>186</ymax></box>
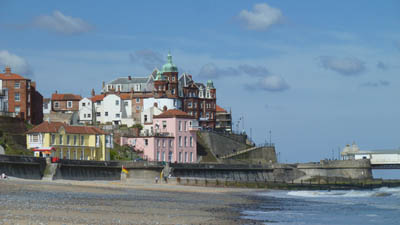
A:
<box><xmin>26</xmin><ymin>122</ymin><xmax>113</xmax><ymax>161</ymax></box>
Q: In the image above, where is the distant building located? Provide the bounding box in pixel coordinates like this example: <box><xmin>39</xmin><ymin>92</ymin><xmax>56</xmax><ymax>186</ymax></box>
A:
<box><xmin>51</xmin><ymin>92</ymin><xmax>82</xmax><ymax>113</ymax></box>
<box><xmin>26</xmin><ymin>121</ymin><xmax>113</xmax><ymax>161</ymax></box>
<box><xmin>0</xmin><ymin>66</ymin><xmax>43</xmax><ymax>124</ymax></box>
<box><xmin>43</xmin><ymin>98</ymin><xmax>51</xmax><ymax>114</ymax></box>
<box><xmin>215</xmin><ymin>105</ymin><xmax>232</xmax><ymax>132</ymax></box>
<box><xmin>102</xmin><ymin>52</ymin><xmax>217</xmax><ymax>129</ymax></box>
<box><xmin>120</xmin><ymin>109</ymin><xmax>198</xmax><ymax>163</ymax></box>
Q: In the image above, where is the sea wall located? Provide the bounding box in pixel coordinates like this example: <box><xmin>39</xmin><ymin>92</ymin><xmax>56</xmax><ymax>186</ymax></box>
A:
<box><xmin>223</xmin><ymin>146</ymin><xmax>277</xmax><ymax>164</ymax></box>
<box><xmin>121</xmin><ymin>161</ymin><xmax>164</xmax><ymax>183</ymax></box>
<box><xmin>53</xmin><ymin>159</ymin><xmax>121</xmax><ymax>181</ymax></box>
<box><xmin>297</xmin><ymin>159</ymin><xmax>372</xmax><ymax>180</ymax></box>
<box><xmin>0</xmin><ymin>155</ymin><xmax>46</xmax><ymax>179</ymax></box>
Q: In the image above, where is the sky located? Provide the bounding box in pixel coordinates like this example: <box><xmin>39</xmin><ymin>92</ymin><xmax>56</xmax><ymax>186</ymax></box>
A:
<box><xmin>1</xmin><ymin>1</ymin><xmax>400</xmax><ymax>164</ymax></box>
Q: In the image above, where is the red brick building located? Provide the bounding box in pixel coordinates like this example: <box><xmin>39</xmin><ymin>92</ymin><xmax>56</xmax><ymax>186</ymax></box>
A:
<box><xmin>51</xmin><ymin>92</ymin><xmax>82</xmax><ymax>113</ymax></box>
<box><xmin>0</xmin><ymin>66</ymin><xmax>43</xmax><ymax>124</ymax></box>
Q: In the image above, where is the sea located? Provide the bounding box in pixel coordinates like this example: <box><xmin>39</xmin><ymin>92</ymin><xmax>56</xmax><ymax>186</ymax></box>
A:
<box><xmin>242</xmin><ymin>187</ymin><xmax>400</xmax><ymax>225</ymax></box>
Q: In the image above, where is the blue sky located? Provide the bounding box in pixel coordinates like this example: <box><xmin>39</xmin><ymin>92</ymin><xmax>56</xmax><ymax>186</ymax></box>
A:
<box><xmin>1</xmin><ymin>1</ymin><xmax>400</xmax><ymax>163</ymax></box>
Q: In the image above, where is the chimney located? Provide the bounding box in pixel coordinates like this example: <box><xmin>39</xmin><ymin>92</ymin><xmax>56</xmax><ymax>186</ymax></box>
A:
<box><xmin>55</xmin><ymin>90</ymin><xmax>58</xmax><ymax>94</ymax></box>
<box><xmin>154</xmin><ymin>102</ymin><xmax>158</xmax><ymax>108</ymax></box>
<box><xmin>163</xmin><ymin>106</ymin><xmax>167</xmax><ymax>112</ymax></box>
<box><xmin>128</xmin><ymin>76</ymin><xmax>132</xmax><ymax>80</ymax></box>
<box><xmin>4</xmin><ymin>66</ymin><xmax>11</xmax><ymax>74</ymax></box>
<box><xmin>91</xmin><ymin>88</ymin><xmax>95</xmax><ymax>97</ymax></box>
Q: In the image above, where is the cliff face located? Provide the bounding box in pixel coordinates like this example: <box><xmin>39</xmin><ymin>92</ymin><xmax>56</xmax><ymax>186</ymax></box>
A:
<box><xmin>0</xmin><ymin>116</ymin><xmax>31</xmax><ymax>155</ymax></box>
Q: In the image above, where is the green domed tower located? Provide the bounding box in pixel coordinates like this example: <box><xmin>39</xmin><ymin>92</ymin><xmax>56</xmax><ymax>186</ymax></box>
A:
<box><xmin>162</xmin><ymin>51</ymin><xmax>179</xmax><ymax>98</ymax></box>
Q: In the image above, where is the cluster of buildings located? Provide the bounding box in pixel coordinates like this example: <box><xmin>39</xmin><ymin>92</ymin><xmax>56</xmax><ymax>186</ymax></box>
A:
<box><xmin>3</xmin><ymin>52</ymin><xmax>232</xmax><ymax>162</ymax></box>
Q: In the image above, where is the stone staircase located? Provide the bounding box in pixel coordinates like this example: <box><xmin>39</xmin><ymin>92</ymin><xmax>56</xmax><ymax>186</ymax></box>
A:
<box><xmin>219</xmin><ymin>146</ymin><xmax>259</xmax><ymax>159</ymax></box>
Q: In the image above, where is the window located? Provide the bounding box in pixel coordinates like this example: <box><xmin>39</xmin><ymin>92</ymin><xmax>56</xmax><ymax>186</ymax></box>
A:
<box><xmin>88</xmin><ymin>114</ymin><xmax>91</xmax><ymax>118</ymax></box>
<box><xmin>172</xmin><ymin>77</ymin><xmax>175</xmax><ymax>81</ymax></box>
<box><xmin>115</xmin><ymin>100</ymin><xmax>119</xmax><ymax>106</ymax></box>
<box><xmin>194</xmin><ymin>103</ymin><xmax>197</xmax><ymax>109</ymax></box>
<box><xmin>161</xmin><ymin>151</ymin><xmax>165</xmax><ymax>161</ymax></box>
<box><xmin>105</xmin><ymin>112</ymin><xmax>108</xmax><ymax>116</ymax></box>
<box><xmin>59</xmin><ymin>135</ymin><xmax>63</xmax><ymax>145</ymax></box>
<box><xmin>31</xmin><ymin>134</ymin><xmax>39</xmax><ymax>143</ymax></box>
<box><xmin>179</xmin><ymin>152</ymin><xmax>182</xmax><ymax>162</ymax></box>
<box><xmin>15</xmin><ymin>93</ymin><xmax>20</xmax><ymax>102</ymax></box>
<box><xmin>14</xmin><ymin>82</ymin><xmax>20</xmax><ymax>89</ymax></box>
<box><xmin>136</xmin><ymin>106</ymin><xmax>140</xmax><ymax>110</ymax></box>
<box><xmin>184</xmin><ymin>136</ymin><xmax>187</xmax><ymax>147</ymax></box>
<box><xmin>190</xmin><ymin>152</ymin><xmax>193</xmax><ymax>162</ymax></box>
<box><xmin>157</xmin><ymin>139</ymin><xmax>160</xmax><ymax>147</ymax></box>
<box><xmin>184</xmin><ymin>152</ymin><xmax>187</xmax><ymax>163</ymax></box>
<box><xmin>67</xmin><ymin>135</ymin><xmax>70</xmax><ymax>145</ymax></box>
<box><xmin>184</xmin><ymin>121</ymin><xmax>187</xmax><ymax>131</ymax></box>
<box><xmin>81</xmin><ymin>150</ymin><xmax>84</xmax><ymax>160</ymax></box>
<box><xmin>116</xmin><ymin>113</ymin><xmax>120</xmax><ymax>118</ymax></box>
<box><xmin>188</xmin><ymin>102</ymin><xmax>192</xmax><ymax>108</ymax></box>
<box><xmin>81</xmin><ymin>136</ymin><xmax>84</xmax><ymax>146</ymax></box>
<box><xmin>84</xmin><ymin>114</ymin><xmax>86</xmax><ymax>118</ymax></box>
<box><xmin>67</xmin><ymin>101</ymin><xmax>73</xmax><ymax>108</ymax></box>
<box><xmin>124</xmin><ymin>101</ymin><xmax>128</xmax><ymax>106</ymax></box>
<box><xmin>145</xmin><ymin>139</ymin><xmax>148</xmax><ymax>146</ymax></box>
<box><xmin>163</xmin><ymin>140</ymin><xmax>166</xmax><ymax>147</ymax></box>
<box><xmin>190</xmin><ymin>136</ymin><xmax>193</xmax><ymax>147</ymax></box>
<box><xmin>136</xmin><ymin>98</ymin><xmax>140</xmax><ymax>103</ymax></box>
<box><xmin>179</xmin><ymin>136</ymin><xmax>182</xmax><ymax>147</ymax></box>
<box><xmin>51</xmin><ymin>135</ymin><xmax>55</xmax><ymax>145</ymax></box>
<box><xmin>82</xmin><ymin>103</ymin><xmax>86</xmax><ymax>107</ymax></box>
<box><xmin>157</xmin><ymin>151</ymin><xmax>160</xmax><ymax>161</ymax></box>
<box><xmin>168</xmin><ymin>151</ymin><xmax>173</xmax><ymax>162</ymax></box>
<box><xmin>73</xmin><ymin>136</ymin><xmax>77</xmax><ymax>145</ymax></box>
<box><xmin>169</xmin><ymin>140</ymin><xmax>173</xmax><ymax>148</ymax></box>
<box><xmin>162</xmin><ymin>121</ymin><xmax>167</xmax><ymax>129</ymax></box>
<box><xmin>14</xmin><ymin>106</ymin><xmax>20</xmax><ymax>115</ymax></box>
<box><xmin>96</xmin><ymin>112</ymin><xmax>101</xmax><ymax>117</ymax></box>
<box><xmin>96</xmin><ymin>101</ymin><xmax>101</xmax><ymax>105</ymax></box>
<box><xmin>44</xmin><ymin>104</ymin><xmax>48</xmax><ymax>110</ymax></box>
<box><xmin>171</xmin><ymin>89</ymin><xmax>175</xmax><ymax>94</ymax></box>
<box><xmin>54</xmin><ymin>102</ymin><xmax>59</xmax><ymax>108</ymax></box>
<box><xmin>179</xmin><ymin>121</ymin><xmax>182</xmax><ymax>131</ymax></box>
<box><xmin>144</xmin><ymin>115</ymin><xmax>148</xmax><ymax>122</ymax></box>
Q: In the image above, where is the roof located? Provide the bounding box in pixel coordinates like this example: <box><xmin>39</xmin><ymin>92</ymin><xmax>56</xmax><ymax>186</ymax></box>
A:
<box><xmin>109</xmin><ymin>77</ymin><xmax>148</xmax><ymax>84</ymax></box>
<box><xmin>91</xmin><ymin>94</ymin><xmax>105</xmax><ymax>102</ymax></box>
<box><xmin>153</xmin><ymin>109</ymin><xmax>194</xmax><ymax>119</ymax></box>
<box><xmin>43</xmin><ymin>98</ymin><xmax>51</xmax><ymax>104</ymax></box>
<box><xmin>52</xmin><ymin>93</ymin><xmax>82</xmax><ymax>101</ymax></box>
<box><xmin>0</xmin><ymin>67</ymin><xmax>28</xmax><ymax>80</ymax></box>
<box><xmin>27</xmin><ymin>121</ymin><xmax>108</xmax><ymax>135</ymax></box>
<box><xmin>119</xmin><ymin>93</ymin><xmax>131</xmax><ymax>100</ymax></box>
<box><xmin>216</xmin><ymin>105</ymin><xmax>227</xmax><ymax>113</ymax></box>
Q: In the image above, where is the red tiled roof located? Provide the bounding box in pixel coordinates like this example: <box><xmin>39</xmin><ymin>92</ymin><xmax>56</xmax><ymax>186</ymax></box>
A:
<box><xmin>90</xmin><ymin>94</ymin><xmax>105</xmax><ymax>102</ymax></box>
<box><xmin>216</xmin><ymin>105</ymin><xmax>227</xmax><ymax>113</ymax></box>
<box><xmin>27</xmin><ymin>121</ymin><xmax>108</xmax><ymax>135</ymax></box>
<box><xmin>0</xmin><ymin>70</ymin><xmax>28</xmax><ymax>80</ymax></box>
<box><xmin>52</xmin><ymin>93</ymin><xmax>82</xmax><ymax>101</ymax></box>
<box><xmin>153</xmin><ymin>109</ymin><xmax>194</xmax><ymax>119</ymax></box>
<box><xmin>119</xmin><ymin>93</ymin><xmax>131</xmax><ymax>100</ymax></box>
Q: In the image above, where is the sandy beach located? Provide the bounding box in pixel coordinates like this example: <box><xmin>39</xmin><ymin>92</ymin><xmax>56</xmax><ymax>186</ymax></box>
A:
<box><xmin>0</xmin><ymin>178</ymin><xmax>262</xmax><ymax>224</ymax></box>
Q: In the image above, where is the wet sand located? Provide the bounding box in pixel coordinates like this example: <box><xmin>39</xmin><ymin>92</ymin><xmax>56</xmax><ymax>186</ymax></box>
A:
<box><xmin>0</xmin><ymin>178</ymin><xmax>263</xmax><ymax>224</ymax></box>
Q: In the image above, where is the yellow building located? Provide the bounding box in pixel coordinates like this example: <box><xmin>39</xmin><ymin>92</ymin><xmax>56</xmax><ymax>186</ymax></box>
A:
<box><xmin>26</xmin><ymin>121</ymin><xmax>113</xmax><ymax>161</ymax></box>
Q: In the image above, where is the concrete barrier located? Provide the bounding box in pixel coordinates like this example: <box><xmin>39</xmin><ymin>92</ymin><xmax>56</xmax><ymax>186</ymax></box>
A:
<box><xmin>0</xmin><ymin>155</ymin><xmax>46</xmax><ymax>179</ymax></box>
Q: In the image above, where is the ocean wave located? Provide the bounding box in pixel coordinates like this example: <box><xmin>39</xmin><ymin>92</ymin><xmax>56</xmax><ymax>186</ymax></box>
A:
<box><xmin>286</xmin><ymin>187</ymin><xmax>400</xmax><ymax>198</ymax></box>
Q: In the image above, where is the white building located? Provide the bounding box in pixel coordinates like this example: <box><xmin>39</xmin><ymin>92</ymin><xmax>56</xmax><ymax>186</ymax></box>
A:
<box><xmin>143</xmin><ymin>97</ymin><xmax>181</xmax><ymax>112</ymax></box>
<box><xmin>141</xmin><ymin>104</ymin><xmax>163</xmax><ymax>135</ymax></box>
<box><xmin>341</xmin><ymin>143</ymin><xmax>400</xmax><ymax>165</ymax></box>
<box><xmin>43</xmin><ymin>98</ymin><xmax>51</xmax><ymax>114</ymax></box>
<box><xmin>79</xmin><ymin>98</ymin><xmax>93</xmax><ymax>124</ymax></box>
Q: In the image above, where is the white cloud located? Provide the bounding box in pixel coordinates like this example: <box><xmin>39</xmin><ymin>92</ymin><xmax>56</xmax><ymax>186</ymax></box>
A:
<box><xmin>318</xmin><ymin>56</ymin><xmax>365</xmax><ymax>76</ymax></box>
<box><xmin>238</xmin><ymin>3</ymin><xmax>283</xmax><ymax>31</ymax></box>
<box><xmin>33</xmin><ymin>10</ymin><xmax>93</xmax><ymax>35</ymax></box>
<box><xmin>129</xmin><ymin>50</ymin><xmax>164</xmax><ymax>70</ymax></box>
<box><xmin>0</xmin><ymin>50</ymin><xmax>32</xmax><ymax>76</ymax></box>
<box><xmin>198</xmin><ymin>63</ymin><xmax>240</xmax><ymax>79</ymax></box>
<box><xmin>245</xmin><ymin>75</ymin><xmax>289</xmax><ymax>92</ymax></box>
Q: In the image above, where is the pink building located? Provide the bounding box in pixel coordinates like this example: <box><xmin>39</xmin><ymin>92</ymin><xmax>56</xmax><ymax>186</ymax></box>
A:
<box><xmin>121</xmin><ymin>109</ymin><xmax>198</xmax><ymax>163</ymax></box>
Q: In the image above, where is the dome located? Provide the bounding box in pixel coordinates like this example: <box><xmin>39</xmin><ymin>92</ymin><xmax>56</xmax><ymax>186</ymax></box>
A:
<box><xmin>162</xmin><ymin>52</ymin><xmax>178</xmax><ymax>73</ymax></box>
<box><xmin>206</xmin><ymin>80</ymin><xmax>214</xmax><ymax>89</ymax></box>
<box><xmin>154</xmin><ymin>70</ymin><xmax>165</xmax><ymax>81</ymax></box>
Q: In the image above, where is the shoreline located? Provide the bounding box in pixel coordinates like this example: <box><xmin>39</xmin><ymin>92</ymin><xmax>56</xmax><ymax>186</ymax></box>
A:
<box><xmin>0</xmin><ymin>178</ymin><xmax>265</xmax><ymax>224</ymax></box>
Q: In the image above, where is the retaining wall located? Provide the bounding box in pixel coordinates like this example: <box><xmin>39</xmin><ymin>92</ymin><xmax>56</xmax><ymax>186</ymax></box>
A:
<box><xmin>297</xmin><ymin>159</ymin><xmax>372</xmax><ymax>179</ymax></box>
<box><xmin>0</xmin><ymin>155</ymin><xmax>46</xmax><ymax>179</ymax></box>
<box><xmin>53</xmin><ymin>159</ymin><xmax>122</xmax><ymax>181</ymax></box>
